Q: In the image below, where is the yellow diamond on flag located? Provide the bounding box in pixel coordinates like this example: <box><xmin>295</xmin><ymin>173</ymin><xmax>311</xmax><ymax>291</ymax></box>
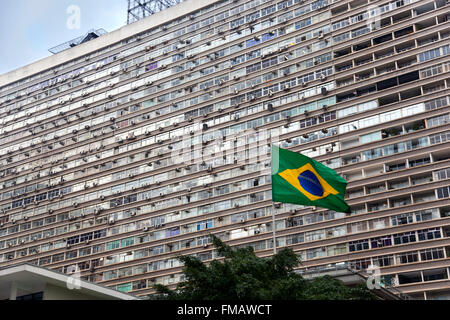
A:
<box><xmin>278</xmin><ymin>163</ymin><xmax>339</xmax><ymax>202</ymax></box>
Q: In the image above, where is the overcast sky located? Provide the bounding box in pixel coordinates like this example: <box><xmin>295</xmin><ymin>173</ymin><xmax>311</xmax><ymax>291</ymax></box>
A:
<box><xmin>0</xmin><ymin>0</ymin><xmax>128</xmax><ymax>75</ymax></box>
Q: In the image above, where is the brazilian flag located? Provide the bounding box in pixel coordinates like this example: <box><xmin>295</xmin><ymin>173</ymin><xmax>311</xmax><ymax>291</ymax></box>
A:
<box><xmin>271</xmin><ymin>145</ymin><xmax>350</xmax><ymax>213</ymax></box>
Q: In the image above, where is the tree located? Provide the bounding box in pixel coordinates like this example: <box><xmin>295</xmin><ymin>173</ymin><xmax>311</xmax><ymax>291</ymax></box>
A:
<box><xmin>151</xmin><ymin>235</ymin><xmax>377</xmax><ymax>300</ymax></box>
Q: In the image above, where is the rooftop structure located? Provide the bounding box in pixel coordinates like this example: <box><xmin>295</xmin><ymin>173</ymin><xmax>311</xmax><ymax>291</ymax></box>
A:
<box><xmin>127</xmin><ymin>0</ymin><xmax>184</xmax><ymax>24</ymax></box>
<box><xmin>49</xmin><ymin>29</ymin><xmax>108</xmax><ymax>55</ymax></box>
<box><xmin>0</xmin><ymin>263</ymin><xmax>139</xmax><ymax>300</ymax></box>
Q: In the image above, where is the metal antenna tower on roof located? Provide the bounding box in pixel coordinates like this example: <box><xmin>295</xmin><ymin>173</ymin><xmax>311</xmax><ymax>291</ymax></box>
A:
<box><xmin>127</xmin><ymin>0</ymin><xmax>184</xmax><ymax>24</ymax></box>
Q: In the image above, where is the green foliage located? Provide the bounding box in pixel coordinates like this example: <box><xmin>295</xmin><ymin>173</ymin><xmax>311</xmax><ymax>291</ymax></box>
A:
<box><xmin>151</xmin><ymin>235</ymin><xmax>377</xmax><ymax>300</ymax></box>
<box><xmin>302</xmin><ymin>276</ymin><xmax>376</xmax><ymax>300</ymax></box>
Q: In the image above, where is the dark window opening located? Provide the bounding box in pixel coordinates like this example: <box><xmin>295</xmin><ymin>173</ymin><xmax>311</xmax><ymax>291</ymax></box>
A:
<box><xmin>373</xmin><ymin>33</ymin><xmax>392</xmax><ymax>45</ymax></box>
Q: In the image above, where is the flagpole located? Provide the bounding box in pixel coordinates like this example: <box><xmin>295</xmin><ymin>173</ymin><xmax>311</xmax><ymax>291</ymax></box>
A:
<box><xmin>271</xmin><ymin>204</ymin><xmax>276</xmax><ymax>255</ymax></box>
<box><xmin>270</xmin><ymin>143</ymin><xmax>276</xmax><ymax>255</ymax></box>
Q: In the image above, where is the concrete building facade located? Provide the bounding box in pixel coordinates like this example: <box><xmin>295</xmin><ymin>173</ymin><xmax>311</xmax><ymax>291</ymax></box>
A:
<box><xmin>0</xmin><ymin>263</ymin><xmax>138</xmax><ymax>300</ymax></box>
<box><xmin>0</xmin><ymin>0</ymin><xmax>449</xmax><ymax>299</ymax></box>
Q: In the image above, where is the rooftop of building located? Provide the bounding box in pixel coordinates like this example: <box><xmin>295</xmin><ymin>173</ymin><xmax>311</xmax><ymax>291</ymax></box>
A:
<box><xmin>0</xmin><ymin>0</ymin><xmax>212</xmax><ymax>88</ymax></box>
<box><xmin>48</xmin><ymin>29</ymin><xmax>109</xmax><ymax>55</ymax></box>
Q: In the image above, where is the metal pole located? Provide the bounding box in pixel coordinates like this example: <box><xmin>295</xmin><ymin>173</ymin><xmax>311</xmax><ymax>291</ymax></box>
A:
<box><xmin>271</xmin><ymin>206</ymin><xmax>276</xmax><ymax>254</ymax></box>
<box><xmin>9</xmin><ymin>281</ymin><xmax>17</xmax><ymax>300</ymax></box>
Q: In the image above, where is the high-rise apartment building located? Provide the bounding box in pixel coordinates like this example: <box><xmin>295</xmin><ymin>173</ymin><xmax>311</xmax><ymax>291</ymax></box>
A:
<box><xmin>0</xmin><ymin>0</ymin><xmax>449</xmax><ymax>300</ymax></box>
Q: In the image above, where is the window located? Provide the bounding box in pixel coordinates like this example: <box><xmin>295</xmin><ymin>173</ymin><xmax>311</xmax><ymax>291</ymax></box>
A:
<box><xmin>384</xmin><ymin>142</ymin><xmax>406</xmax><ymax>155</ymax></box>
<box><xmin>409</xmin><ymin>157</ymin><xmax>430</xmax><ymax>167</ymax></box>
<box><xmin>67</xmin><ymin>235</ymin><xmax>80</xmax><ymax>245</ymax></box>
<box><xmin>306</xmin><ymin>247</ymin><xmax>327</xmax><ymax>260</ymax></box>
<box><xmin>121</xmin><ymin>237</ymin><xmax>134</xmax><ymax>247</ymax></box>
<box><xmin>362</xmin><ymin>148</ymin><xmax>383</xmax><ymax>161</ymax></box>
<box><xmin>352</xmin><ymin>26</ymin><xmax>370</xmax><ymax>38</ymax></box>
<box><xmin>297</xmin><ymin>72</ymin><xmax>314</xmax><ymax>84</ymax></box>
<box><xmin>295</xmin><ymin>17</ymin><xmax>311</xmax><ymax>30</ymax></box>
<box><xmin>215</xmin><ymin>10</ymin><xmax>229</xmax><ymax>21</ymax></box>
<box><xmin>230</xmin><ymin>17</ymin><xmax>244</xmax><ymax>29</ymax></box>
<box><xmin>350</xmin><ymin>258</ymin><xmax>371</xmax><ymax>270</ymax></box>
<box><xmin>79</xmin><ymin>247</ymin><xmax>91</xmax><ymax>257</ymax></box>
<box><xmin>415</xmin><ymin>210</ymin><xmax>434</xmax><ymax>222</ymax></box>
<box><xmin>277</xmin><ymin>0</ymin><xmax>292</xmax><ymax>10</ymax></box>
<box><xmin>333</xmin><ymin>32</ymin><xmax>350</xmax><ymax>43</ymax></box>
<box><xmin>393</xmin><ymin>231</ymin><xmax>416</xmax><ymax>245</ymax></box>
<box><xmin>417</xmin><ymin>228</ymin><xmax>441</xmax><ymax>241</ymax></box>
<box><xmin>118</xmin><ymin>266</ymin><xmax>133</xmax><ymax>278</ymax></box>
<box><xmin>262</xmin><ymin>57</ymin><xmax>277</xmax><ymax>69</ymax></box>
<box><xmin>12</xmin><ymin>199</ymin><xmax>23</xmax><ymax>209</ymax></box>
<box><xmin>246</xmin><ymin>49</ymin><xmax>261</xmax><ymax>61</ymax></box>
<box><xmin>423</xmin><ymin>268</ymin><xmax>448</xmax><ymax>282</ymax></box>
<box><xmin>94</xmin><ymin>229</ymin><xmax>106</xmax><ymax>239</ymax></box>
<box><xmin>427</xmin><ymin>114</ymin><xmax>449</xmax><ymax>127</ymax></box>
<box><xmin>305</xmin><ymin>230</ymin><xmax>325</xmax><ymax>242</ymax></box>
<box><xmin>52</xmin><ymin>253</ymin><xmax>64</xmax><ymax>263</ymax></box>
<box><xmin>437</xmin><ymin>186</ymin><xmax>450</xmax><ymax>199</ymax></box>
<box><xmin>286</xmin><ymin>216</ymin><xmax>303</xmax><ymax>228</ymax></box>
<box><xmin>166</xmin><ymin>227</ymin><xmax>180</xmax><ymax>237</ymax></box>
<box><xmin>396</xmin><ymin>251</ymin><xmax>418</xmax><ymax>264</ymax></box>
<box><xmin>117</xmin><ymin>283</ymin><xmax>132</xmax><ymax>293</ymax></box>
<box><xmin>333</xmin><ymin>19</ymin><xmax>349</xmax><ymax>31</ymax></box>
<box><xmin>197</xmin><ymin>219</ymin><xmax>213</xmax><ymax>231</ymax></box>
<box><xmin>425</xmin><ymin>97</ymin><xmax>448</xmax><ymax>111</ymax></box>
<box><xmin>151</xmin><ymin>216</ymin><xmax>165</xmax><ymax>227</ymax></box>
<box><xmin>370</xmin><ymin>236</ymin><xmax>392</xmax><ymax>248</ymax></box>
<box><xmin>398</xmin><ymin>271</ymin><xmax>422</xmax><ymax>284</ymax></box>
<box><xmin>80</xmin><ymin>232</ymin><xmax>92</xmax><ymax>242</ymax></box>
<box><xmin>133</xmin><ymin>280</ymin><xmax>147</xmax><ymax>290</ymax></box>
<box><xmin>312</xmin><ymin>0</ymin><xmax>328</xmax><ymax>10</ymax></box>
<box><xmin>201</xmin><ymin>16</ymin><xmax>214</xmax><ymax>27</ymax></box>
<box><xmin>246</xmin><ymin>62</ymin><xmax>261</xmax><ymax>74</ymax></box>
<box><xmin>373</xmin><ymin>255</ymin><xmax>394</xmax><ymax>267</ymax></box>
<box><xmin>197</xmin><ymin>235</ymin><xmax>211</xmax><ymax>246</ymax></box>
<box><xmin>418</xmin><ymin>47</ymin><xmax>441</xmax><ymax>62</ymax></box>
<box><xmin>349</xmin><ymin>222</ymin><xmax>367</xmax><ymax>233</ymax></box>
<box><xmin>300</xmin><ymin>117</ymin><xmax>317</xmax><ymax>128</ymax></box>
<box><xmin>277</xmin><ymin>11</ymin><xmax>293</xmax><ymax>24</ymax></box>
<box><xmin>319</xmin><ymin>111</ymin><xmax>336</xmax><ymax>123</ymax></box>
<box><xmin>361</xmin><ymin>131</ymin><xmax>381</xmax><ymax>144</ymax></box>
<box><xmin>106</xmin><ymin>240</ymin><xmax>120</xmax><ymax>250</ymax></box>
<box><xmin>326</xmin><ymin>244</ymin><xmax>346</xmax><ymax>256</ymax></box>
<box><xmin>421</xmin><ymin>64</ymin><xmax>443</xmax><ymax>78</ymax></box>
<box><xmin>66</xmin><ymin>250</ymin><xmax>77</xmax><ymax>259</ymax></box>
<box><xmin>387</xmin><ymin>162</ymin><xmax>406</xmax><ymax>171</ymax></box>
<box><xmin>261</xmin><ymin>4</ymin><xmax>276</xmax><ymax>16</ymax></box>
<box><xmin>434</xmin><ymin>168</ymin><xmax>450</xmax><ymax>180</ymax></box>
<box><xmin>420</xmin><ymin>248</ymin><xmax>444</xmax><ymax>261</ymax></box>
<box><xmin>349</xmin><ymin>239</ymin><xmax>369</xmax><ymax>252</ymax></box>
<box><xmin>315</xmin><ymin>53</ymin><xmax>332</xmax><ymax>65</ymax></box>
<box><xmin>391</xmin><ymin>213</ymin><xmax>413</xmax><ymax>226</ymax></box>
<box><xmin>430</xmin><ymin>132</ymin><xmax>450</xmax><ymax>144</ymax></box>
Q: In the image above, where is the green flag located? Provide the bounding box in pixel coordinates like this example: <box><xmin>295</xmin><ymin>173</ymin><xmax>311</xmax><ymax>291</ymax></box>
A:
<box><xmin>271</xmin><ymin>145</ymin><xmax>350</xmax><ymax>213</ymax></box>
